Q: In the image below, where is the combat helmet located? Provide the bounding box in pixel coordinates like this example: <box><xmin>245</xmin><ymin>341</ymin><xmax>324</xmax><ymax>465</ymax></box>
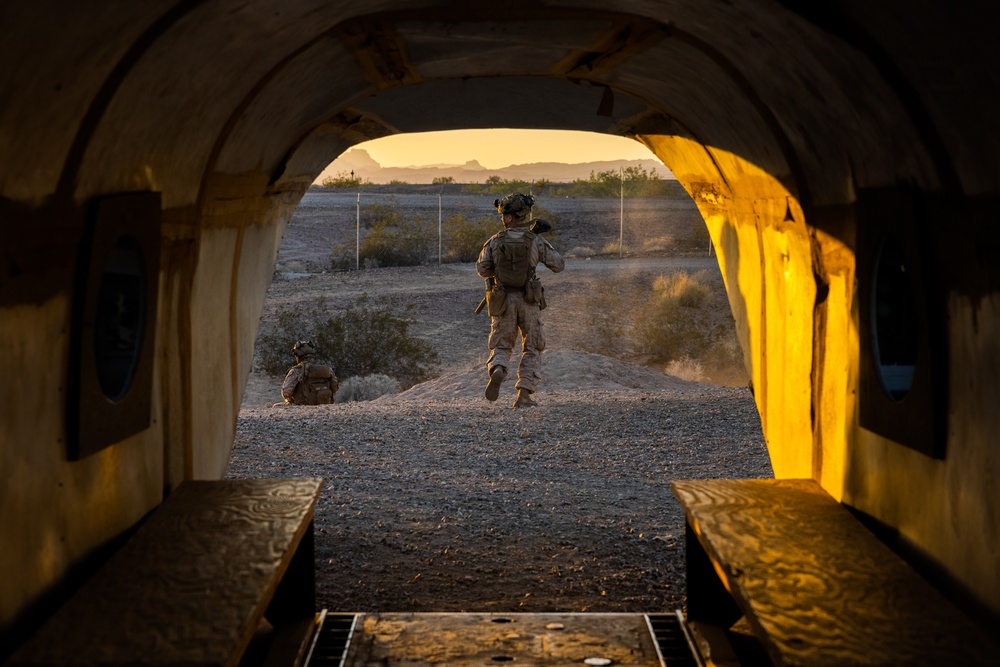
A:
<box><xmin>292</xmin><ymin>340</ymin><xmax>316</xmax><ymax>359</ymax></box>
<box><xmin>494</xmin><ymin>193</ymin><xmax>535</xmax><ymax>219</ymax></box>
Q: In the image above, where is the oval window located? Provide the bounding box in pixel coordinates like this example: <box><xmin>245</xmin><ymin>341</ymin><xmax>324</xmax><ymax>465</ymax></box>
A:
<box><xmin>93</xmin><ymin>237</ymin><xmax>146</xmax><ymax>401</ymax></box>
<box><xmin>871</xmin><ymin>237</ymin><xmax>918</xmax><ymax>400</ymax></box>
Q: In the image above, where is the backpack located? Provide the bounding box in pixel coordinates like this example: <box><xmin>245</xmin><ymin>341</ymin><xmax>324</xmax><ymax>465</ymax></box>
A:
<box><xmin>293</xmin><ymin>362</ymin><xmax>336</xmax><ymax>405</ymax></box>
<box><xmin>494</xmin><ymin>230</ymin><xmax>535</xmax><ymax>289</ymax></box>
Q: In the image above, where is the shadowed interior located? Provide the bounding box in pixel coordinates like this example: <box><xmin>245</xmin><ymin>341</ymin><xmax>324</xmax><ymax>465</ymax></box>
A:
<box><xmin>1</xmin><ymin>0</ymin><xmax>999</xmax><ymax>649</ymax></box>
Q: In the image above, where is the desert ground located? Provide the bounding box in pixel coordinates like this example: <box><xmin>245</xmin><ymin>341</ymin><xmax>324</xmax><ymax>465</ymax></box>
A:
<box><xmin>229</xmin><ymin>188</ymin><xmax>772</xmax><ymax>615</ymax></box>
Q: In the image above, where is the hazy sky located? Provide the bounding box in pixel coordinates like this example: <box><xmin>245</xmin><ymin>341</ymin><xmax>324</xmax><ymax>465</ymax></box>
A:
<box><xmin>357</xmin><ymin>128</ymin><xmax>663</xmax><ymax>168</ymax></box>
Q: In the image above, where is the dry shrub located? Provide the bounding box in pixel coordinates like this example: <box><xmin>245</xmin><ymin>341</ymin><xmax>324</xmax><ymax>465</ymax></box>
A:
<box><xmin>633</xmin><ymin>270</ymin><xmax>744</xmax><ymax>383</ymax></box>
<box><xmin>336</xmin><ymin>374</ymin><xmax>400</xmax><ymax>403</ymax></box>
<box><xmin>444</xmin><ymin>211</ymin><xmax>497</xmax><ymax>262</ymax></box>
<box><xmin>665</xmin><ymin>356</ymin><xmax>707</xmax><ymax>382</ymax></box>
<box><xmin>601</xmin><ymin>241</ymin><xmax>629</xmax><ymax>256</ymax></box>
<box><xmin>360</xmin><ymin>213</ymin><xmax>435</xmax><ymax>267</ymax></box>
<box><xmin>566</xmin><ymin>246</ymin><xmax>597</xmax><ymax>258</ymax></box>
<box><xmin>641</xmin><ymin>235</ymin><xmax>675</xmax><ymax>253</ymax></box>
<box><xmin>572</xmin><ymin>269</ymin><xmax>746</xmax><ymax>386</ymax></box>
<box><xmin>254</xmin><ymin>295</ymin><xmax>437</xmax><ymax>389</ymax></box>
<box><xmin>651</xmin><ymin>271</ymin><xmax>711</xmax><ymax>307</ymax></box>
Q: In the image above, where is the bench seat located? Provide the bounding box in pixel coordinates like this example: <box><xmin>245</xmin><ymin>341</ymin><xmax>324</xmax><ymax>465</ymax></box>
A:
<box><xmin>10</xmin><ymin>477</ymin><xmax>323</xmax><ymax>667</ymax></box>
<box><xmin>671</xmin><ymin>478</ymin><xmax>997</xmax><ymax>667</ymax></box>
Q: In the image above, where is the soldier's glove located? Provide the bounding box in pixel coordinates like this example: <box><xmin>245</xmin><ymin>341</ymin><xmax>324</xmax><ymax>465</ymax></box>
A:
<box><xmin>529</xmin><ymin>218</ymin><xmax>552</xmax><ymax>234</ymax></box>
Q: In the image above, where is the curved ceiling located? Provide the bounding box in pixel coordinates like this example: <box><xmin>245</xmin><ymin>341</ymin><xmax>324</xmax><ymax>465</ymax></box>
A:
<box><xmin>6</xmin><ymin>1</ymin><xmax>993</xmax><ymax>215</ymax></box>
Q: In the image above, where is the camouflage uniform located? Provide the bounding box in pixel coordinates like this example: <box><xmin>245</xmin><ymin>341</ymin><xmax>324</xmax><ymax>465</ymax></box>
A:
<box><xmin>281</xmin><ymin>341</ymin><xmax>339</xmax><ymax>405</ymax></box>
<box><xmin>477</xmin><ymin>225</ymin><xmax>565</xmax><ymax>396</ymax></box>
<box><xmin>281</xmin><ymin>365</ymin><xmax>307</xmax><ymax>402</ymax></box>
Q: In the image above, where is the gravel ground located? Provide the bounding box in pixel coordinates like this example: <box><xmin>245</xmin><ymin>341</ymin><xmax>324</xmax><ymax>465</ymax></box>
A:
<box><xmin>228</xmin><ymin>191</ymin><xmax>772</xmax><ymax>615</ymax></box>
<box><xmin>231</xmin><ymin>356</ymin><xmax>770</xmax><ymax>614</ymax></box>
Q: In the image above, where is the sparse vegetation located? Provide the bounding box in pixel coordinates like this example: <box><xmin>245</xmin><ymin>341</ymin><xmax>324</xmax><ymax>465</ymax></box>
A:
<box><xmin>577</xmin><ymin>269</ymin><xmax>746</xmax><ymax>385</ymax></box>
<box><xmin>462</xmin><ymin>176</ymin><xmax>552</xmax><ymax>195</ymax></box>
<box><xmin>566</xmin><ymin>246</ymin><xmax>597</xmax><ymax>258</ymax></box>
<box><xmin>665</xmin><ymin>356</ymin><xmax>708</xmax><ymax>382</ymax></box>
<box><xmin>335</xmin><ymin>374</ymin><xmax>401</xmax><ymax>403</ymax></box>
<box><xmin>641</xmin><ymin>235</ymin><xmax>675</xmax><ymax>253</ymax></box>
<box><xmin>330</xmin><ymin>201</ymin><xmax>437</xmax><ymax>269</ymax></box>
<box><xmin>550</xmin><ymin>166</ymin><xmax>682</xmax><ymax>197</ymax></box>
<box><xmin>632</xmin><ymin>270</ymin><xmax>716</xmax><ymax>361</ymax></box>
<box><xmin>326</xmin><ymin>202</ymin><xmax>560</xmax><ymax>268</ymax></box>
<box><xmin>443</xmin><ymin>210</ymin><xmax>498</xmax><ymax>262</ymax></box>
<box><xmin>601</xmin><ymin>241</ymin><xmax>629</xmax><ymax>256</ymax></box>
<box><xmin>320</xmin><ymin>171</ymin><xmax>372</xmax><ymax>189</ymax></box>
<box><xmin>254</xmin><ymin>295</ymin><xmax>438</xmax><ymax>389</ymax></box>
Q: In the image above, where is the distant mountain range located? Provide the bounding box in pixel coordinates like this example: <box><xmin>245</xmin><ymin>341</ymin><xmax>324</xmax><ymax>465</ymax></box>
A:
<box><xmin>314</xmin><ymin>149</ymin><xmax>675</xmax><ymax>185</ymax></box>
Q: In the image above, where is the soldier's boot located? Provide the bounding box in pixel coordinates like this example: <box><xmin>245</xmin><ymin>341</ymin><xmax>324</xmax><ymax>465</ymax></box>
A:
<box><xmin>512</xmin><ymin>388</ymin><xmax>538</xmax><ymax>408</ymax></box>
<box><xmin>485</xmin><ymin>366</ymin><xmax>507</xmax><ymax>402</ymax></box>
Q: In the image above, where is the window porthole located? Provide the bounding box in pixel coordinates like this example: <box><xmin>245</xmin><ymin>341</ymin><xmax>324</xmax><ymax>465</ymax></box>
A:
<box><xmin>93</xmin><ymin>237</ymin><xmax>146</xmax><ymax>402</ymax></box>
<box><xmin>871</xmin><ymin>237</ymin><xmax>918</xmax><ymax>401</ymax></box>
<box><xmin>856</xmin><ymin>188</ymin><xmax>945</xmax><ymax>458</ymax></box>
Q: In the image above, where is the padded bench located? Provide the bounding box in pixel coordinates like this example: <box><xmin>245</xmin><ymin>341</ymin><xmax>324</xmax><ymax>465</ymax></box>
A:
<box><xmin>671</xmin><ymin>478</ymin><xmax>997</xmax><ymax>667</ymax></box>
<box><xmin>9</xmin><ymin>477</ymin><xmax>323</xmax><ymax>667</ymax></box>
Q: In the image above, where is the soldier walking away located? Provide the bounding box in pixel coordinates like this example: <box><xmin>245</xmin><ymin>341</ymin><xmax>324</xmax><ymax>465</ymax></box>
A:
<box><xmin>281</xmin><ymin>340</ymin><xmax>339</xmax><ymax>405</ymax></box>
<box><xmin>477</xmin><ymin>193</ymin><xmax>565</xmax><ymax>408</ymax></box>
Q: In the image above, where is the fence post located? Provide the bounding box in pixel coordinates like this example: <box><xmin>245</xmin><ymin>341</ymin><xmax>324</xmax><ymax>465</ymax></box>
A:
<box><xmin>355</xmin><ymin>191</ymin><xmax>360</xmax><ymax>270</ymax></box>
<box><xmin>619</xmin><ymin>166</ymin><xmax>624</xmax><ymax>258</ymax></box>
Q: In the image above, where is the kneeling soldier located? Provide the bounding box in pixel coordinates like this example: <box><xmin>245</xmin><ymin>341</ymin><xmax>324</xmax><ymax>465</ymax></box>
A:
<box><xmin>281</xmin><ymin>340</ymin><xmax>339</xmax><ymax>405</ymax></box>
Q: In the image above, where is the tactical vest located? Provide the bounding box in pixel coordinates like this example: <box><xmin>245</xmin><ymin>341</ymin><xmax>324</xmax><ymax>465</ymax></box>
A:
<box><xmin>494</xmin><ymin>230</ymin><xmax>535</xmax><ymax>289</ymax></box>
<box><xmin>292</xmin><ymin>362</ymin><xmax>335</xmax><ymax>405</ymax></box>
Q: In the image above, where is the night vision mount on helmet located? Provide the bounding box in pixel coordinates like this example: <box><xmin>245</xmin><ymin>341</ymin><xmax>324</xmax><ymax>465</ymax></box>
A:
<box><xmin>292</xmin><ymin>340</ymin><xmax>315</xmax><ymax>358</ymax></box>
<box><xmin>494</xmin><ymin>193</ymin><xmax>535</xmax><ymax>218</ymax></box>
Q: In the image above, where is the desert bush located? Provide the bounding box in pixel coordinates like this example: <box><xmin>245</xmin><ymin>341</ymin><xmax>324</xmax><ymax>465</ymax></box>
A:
<box><xmin>462</xmin><ymin>176</ymin><xmax>551</xmax><ymax>195</ymax></box>
<box><xmin>255</xmin><ymin>305</ymin><xmax>319</xmax><ymax>375</ymax></box>
<box><xmin>701</xmin><ymin>328</ymin><xmax>747</xmax><ymax>384</ymax></box>
<box><xmin>335</xmin><ymin>374</ymin><xmax>400</xmax><ymax>403</ymax></box>
<box><xmin>601</xmin><ymin>241</ymin><xmax>629</xmax><ymax>256</ymax></box>
<box><xmin>359</xmin><ymin>207</ymin><xmax>436</xmax><ymax>267</ymax></box>
<box><xmin>634</xmin><ymin>270</ymin><xmax>721</xmax><ymax>363</ymax></box>
<box><xmin>444</xmin><ymin>210</ymin><xmax>498</xmax><ymax>262</ymax></box>
<box><xmin>486</xmin><ymin>175</ymin><xmax>530</xmax><ymax>194</ymax></box>
<box><xmin>566</xmin><ymin>246</ymin><xmax>597</xmax><ymax>258</ymax></box>
<box><xmin>550</xmin><ymin>166</ymin><xmax>677</xmax><ymax>197</ymax></box>
<box><xmin>332</xmin><ymin>198</ymin><xmax>441</xmax><ymax>267</ymax></box>
<box><xmin>641</xmin><ymin>235</ymin><xmax>675</xmax><ymax>253</ymax></box>
<box><xmin>254</xmin><ymin>295</ymin><xmax>437</xmax><ymax>389</ymax></box>
<box><xmin>360</xmin><ymin>201</ymin><xmax>401</xmax><ymax>229</ymax></box>
<box><xmin>574</xmin><ymin>269</ymin><xmax>738</xmax><ymax>377</ymax></box>
<box><xmin>321</xmin><ymin>171</ymin><xmax>371</xmax><ymax>189</ymax></box>
<box><xmin>432</xmin><ymin>176</ymin><xmax>455</xmax><ymax>184</ymax></box>
<box><xmin>665</xmin><ymin>356</ymin><xmax>707</xmax><ymax>382</ymax></box>
<box><xmin>652</xmin><ymin>271</ymin><xmax>711</xmax><ymax>308</ymax></box>
<box><xmin>315</xmin><ymin>295</ymin><xmax>437</xmax><ymax>388</ymax></box>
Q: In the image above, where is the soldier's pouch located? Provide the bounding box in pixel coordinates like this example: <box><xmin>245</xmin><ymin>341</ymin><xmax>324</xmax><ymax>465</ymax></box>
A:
<box><xmin>487</xmin><ymin>288</ymin><xmax>507</xmax><ymax>317</ymax></box>
<box><xmin>314</xmin><ymin>385</ymin><xmax>333</xmax><ymax>404</ymax></box>
<box><xmin>525</xmin><ymin>278</ymin><xmax>546</xmax><ymax>310</ymax></box>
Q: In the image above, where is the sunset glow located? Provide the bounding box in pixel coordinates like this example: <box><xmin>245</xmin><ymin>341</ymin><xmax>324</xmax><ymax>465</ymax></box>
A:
<box><xmin>356</xmin><ymin>129</ymin><xmax>663</xmax><ymax>168</ymax></box>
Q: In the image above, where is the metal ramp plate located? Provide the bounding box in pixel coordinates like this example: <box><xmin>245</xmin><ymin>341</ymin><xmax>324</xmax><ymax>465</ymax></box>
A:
<box><xmin>337</xmin><ymin>613</ymin><xmax>669</xmax><ymax>666</ymax></box>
